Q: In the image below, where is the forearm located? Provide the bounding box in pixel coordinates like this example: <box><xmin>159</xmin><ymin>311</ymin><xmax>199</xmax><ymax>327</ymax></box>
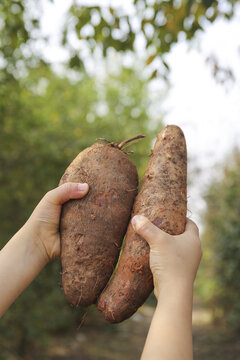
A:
<box><xmin>0</xmin><ymin>223</ymin><xmax>48</xmax><ymax>317</ymax></box>
<box><xmin>141</xmin><ymin>280</ymin><xmax>194</xmax><ymax>360</ymax></box>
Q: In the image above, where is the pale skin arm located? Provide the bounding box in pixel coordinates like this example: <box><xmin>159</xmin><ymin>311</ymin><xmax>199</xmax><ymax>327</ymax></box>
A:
<box><xmin>0</xmin><ymin>182</ymin><xmax>89</xmax><ymax>317</ymax></box>
<box><xmin>131</xmin><ymin>215</ymin><xmax>202</xmax><ymax>360</ymax></box>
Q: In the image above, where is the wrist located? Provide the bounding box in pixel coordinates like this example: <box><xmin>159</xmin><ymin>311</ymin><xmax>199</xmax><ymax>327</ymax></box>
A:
<box><xmin>20</xmin><ymin>221</ymin><xmax>50</xmax><ymax>267</ymax></box>
<box><xmin>156</xmin><ymin>277</ymin><xmax>194</xmax><ymax>305</ymax></box>
<box><xmin>0</xmin><ymin>220</ymin><xmax>49</xmax><ymax>316</ymax></box>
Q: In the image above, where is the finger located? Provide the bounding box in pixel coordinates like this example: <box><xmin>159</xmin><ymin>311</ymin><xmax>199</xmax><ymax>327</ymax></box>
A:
<box><xmin>45</xmin><ymin>182</ymin><xmax>89</xmax><ymax>205</ymax></box>
<box><xmin>131</xmin><ymin>215</ymin><xmax>168</xmax><ymax>247</ymax></box>
<box><xmin>184</xmin><ymin>218</ymin><xmax>199</xmax><ymax>237</ymax></box>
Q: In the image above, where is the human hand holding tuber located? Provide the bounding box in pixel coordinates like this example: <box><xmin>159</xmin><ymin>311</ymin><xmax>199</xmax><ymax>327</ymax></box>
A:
<box><xmin>132</xmin><ymin>215</ymin><xmax>202</xmax><ymax>360</ymax></box>
<box><xmin>0</xmin><ymin>182</ymin><xmax>89</xmax><ymax>317</ymax></box>
<box><xmin>131</xmin><ymin>215</ymin><xmax>202</xmax><ymax>299</ymax></box>
<box><xmin>26</xmin><ymin>182</ymin><xmax>89</xmax><ymax>262</ymax></box>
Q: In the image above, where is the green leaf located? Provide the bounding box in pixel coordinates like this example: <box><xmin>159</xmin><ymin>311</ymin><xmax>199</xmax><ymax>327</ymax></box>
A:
<box><xmin>69</xmin><ymin>54</ymin><xmax>83</xmax><ymax>69</ymax></box>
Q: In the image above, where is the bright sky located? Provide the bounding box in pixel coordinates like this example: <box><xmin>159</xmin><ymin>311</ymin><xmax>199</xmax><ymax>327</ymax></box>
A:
<box><xmin>163</xmin><ymin>7</ymin><xmax>240</xmax><ymax>224</ymax></box>
<box><xmin>40</xmin><ymin>0</ymin><xmax>240</xmax><ymax>226</ymax></box>
<box><xmin>165</xmin><ymin>10</ymin><xmax>240</xmax><ymax>168</ymax></box>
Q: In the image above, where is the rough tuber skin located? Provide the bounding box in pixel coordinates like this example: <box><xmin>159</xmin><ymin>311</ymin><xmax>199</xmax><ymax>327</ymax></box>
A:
<box><xmin>59</xmin><ymin>141</ymin><xmax>139</xmax><ymax>307</ymax></box>
<box><xmin>97</xmin><ymin>125</ymin><xmax>187</xmax><ymax>323</ymax></box>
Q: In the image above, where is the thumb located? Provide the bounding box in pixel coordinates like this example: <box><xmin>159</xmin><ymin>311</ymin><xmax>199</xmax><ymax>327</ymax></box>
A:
<box><xmin>44</xmin><ymin>182</ymin><xmax>89</xmax><ymax>205</ymax></box>
<box><xmin>131</xmin><ymin>215</ymin><xmax>168</xmax><ymax>248</ymax></box>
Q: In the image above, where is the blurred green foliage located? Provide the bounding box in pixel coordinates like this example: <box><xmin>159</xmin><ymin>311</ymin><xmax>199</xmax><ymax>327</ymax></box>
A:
<box><xmin>64</xmin><ymin>0</ymin><xmax>238</xmax><ymax>77</ymax></box>
<box><xmin>1</xmin><ymin>0</ymin><xmax>239</xmax><ymax>357</ymax></box>
<box><xmin>0</xmin><ymin>63</ymin><xmax>162</xmax><ymax>357</ymax></box>
<box><xmin>1</xmin><ymin>0</ymin><xmax>238</xmax><ymax>81</ymax></box>
<box><xmin>197</xmin><ymin>150</ymin><xmax>240</xmax><ymax>329</ymax></box>
<box><xmin>0</xmin><ymin>1</ymin><xmax>163</xmax><ymax>357</ymax></box>
<box><xmin>0</xmin><ymin>0</ymin><xmax>43</xmax><ymax>81</ymax></box>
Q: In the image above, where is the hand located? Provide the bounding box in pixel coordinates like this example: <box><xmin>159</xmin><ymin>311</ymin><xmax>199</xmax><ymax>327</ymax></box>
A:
<box><xmin>131</xmin><ymin>215</ymin><xmax>202</xmax><ymax>300</ymax></box>
<box><xmin>0</xmin><ymin>182</ymin><xmax>89</xmax><ymax>316</ymax></box>
<box><xmin>25</xmin><ymin>182</ymin><xmax>89</xmax><ymax>262</ymax></box>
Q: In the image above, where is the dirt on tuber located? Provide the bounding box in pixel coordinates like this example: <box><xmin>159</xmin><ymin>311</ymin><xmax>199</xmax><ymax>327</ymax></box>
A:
<box><xmin>97</xmin><ymin>125</ymin><xmax>187</xmax><ymax>323</ymax></box>
<box><xmin>59</xmin><ymin>136</ymin><xmax>144</xmax><ymax>307</ymax></box>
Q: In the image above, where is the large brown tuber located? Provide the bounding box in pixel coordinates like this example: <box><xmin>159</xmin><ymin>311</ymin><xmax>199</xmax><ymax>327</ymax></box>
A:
<box><xmin>97</xmin><ymin>125</ymin><xmax>187</xmax><ymax>323</ymax></box>
<box><xmin>59</xmin><ymin>136</ymin><xmax>144</xmax><ymax>307</ymax></box>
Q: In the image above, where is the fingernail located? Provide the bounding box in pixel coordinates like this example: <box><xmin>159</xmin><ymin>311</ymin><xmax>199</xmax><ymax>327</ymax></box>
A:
<box><xmin>131</xmin><ymin>215</ymin><xmax>142</xmax><ymax>231</ymax></box>
<box><xmin>78</xmin><ymin>183</ymin><xmax>88</xmax><ymax>192</ymax></box>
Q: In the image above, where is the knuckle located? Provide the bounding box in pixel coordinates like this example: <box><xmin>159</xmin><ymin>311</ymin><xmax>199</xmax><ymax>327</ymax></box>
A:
<box><xmin>190</xmin><ymin>219</ymin><xmax>200</xmax><ymax>236</ymax></box>
<box><xmin>194</xmin><ymin>223</ymin><xmax>200</xmax><ymax>236</ymax></box>
<box><xmin>44</xmin><ymin>189</ymin><xmax>53</xmax><ymax>200</ymax></box>
<box><xmin>199</xmin><ymin>243</ymin><xmax>203</xmax><ymax>258</ymax></box>
<box><xmin>137</xmin><ymin>220</ymin><xmax>150</xmax><ymax>234</ymax></box>
<box><xmin>62</xmin><ymin>182</ymin><xmax>74</xmax><ymax>193</ymax></box>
